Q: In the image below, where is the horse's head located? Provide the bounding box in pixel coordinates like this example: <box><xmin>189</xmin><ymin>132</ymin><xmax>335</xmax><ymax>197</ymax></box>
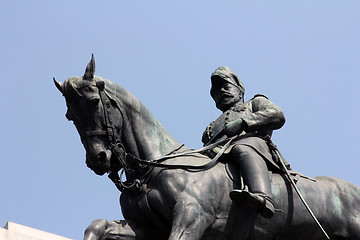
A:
<box><xmin>54</xmin><ymin>55</ymin><xmax>124</xmax><ymax>176</ymax></box>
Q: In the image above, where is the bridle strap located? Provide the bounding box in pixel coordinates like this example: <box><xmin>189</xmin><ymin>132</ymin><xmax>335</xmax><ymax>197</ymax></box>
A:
<box><xmin>81</xmin><ymin>130</ymin><xmax>108</xmax><ymax>139</ymax></box>
<box><xmin>80</xmin><ymin>80</ymin><xmax>118</xmax><ymax>144</ymax></box>
<box><xmin>98</xmin><ymin>84</ymin><xmax>116</xmax><ymax>143</ymax></box>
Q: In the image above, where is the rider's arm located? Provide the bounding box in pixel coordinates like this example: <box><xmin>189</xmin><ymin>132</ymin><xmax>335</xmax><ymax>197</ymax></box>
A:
<box><xmin>241</xmin><ymin>94</ymin><xmax>285</xmax><ymax>133</ymax></box>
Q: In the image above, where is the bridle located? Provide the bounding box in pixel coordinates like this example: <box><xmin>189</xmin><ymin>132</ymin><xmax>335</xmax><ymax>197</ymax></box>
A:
<box><xmin>77</xmin><ymin>80</ymin><xmax>128</xmax><ymax>191</ymax></box>
<box><xmin>76</xmin><ymin>80</ymin><xmax>118</xmax><ymax>143</ymax></box>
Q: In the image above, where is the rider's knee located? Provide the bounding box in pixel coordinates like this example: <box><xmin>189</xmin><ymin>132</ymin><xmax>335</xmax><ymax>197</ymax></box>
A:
<box><xmin>232</xmin><ymin>144</ymin><xmax>254</xmax><ymax>158</ymax></box>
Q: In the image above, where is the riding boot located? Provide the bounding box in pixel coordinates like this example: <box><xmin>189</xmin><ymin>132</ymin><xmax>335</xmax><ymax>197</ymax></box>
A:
<box><xmin>229</xmin><ymin>152</ymin><xmax>274</xmax><ymax>218</ymax></box>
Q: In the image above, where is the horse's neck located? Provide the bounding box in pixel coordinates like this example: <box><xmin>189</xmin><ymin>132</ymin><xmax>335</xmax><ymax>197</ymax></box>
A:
<box><xmin>122</xmin><ymin>108</ymin><xmax>181</xmax><ymax>160</ymax></box>
<box><xmin>112</xmin><ymin>85</ymin><xmax>181</xmax><ymax>160</ymax></box>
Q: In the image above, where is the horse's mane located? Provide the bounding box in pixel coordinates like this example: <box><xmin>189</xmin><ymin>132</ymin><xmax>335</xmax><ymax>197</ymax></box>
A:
<box><xmin>100</xmin><ymin>77</ymin><xmax>156</xmax><ymax>124</ymax></box>
<box><xmin>101</xmin><ymin>77</ymin><xmax>181</xmax><ymax>158</ymax></box>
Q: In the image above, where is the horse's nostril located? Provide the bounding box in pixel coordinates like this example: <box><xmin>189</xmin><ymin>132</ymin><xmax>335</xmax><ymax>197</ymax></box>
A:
<box><xmin>97</xmin><ymin>151</ymin><xmax>107</xmax><ymax>162</ymax></box>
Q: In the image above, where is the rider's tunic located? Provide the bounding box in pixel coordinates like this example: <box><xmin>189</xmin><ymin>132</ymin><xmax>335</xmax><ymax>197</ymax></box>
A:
<box><xmin>202</xmin><ymin>94</ymin><xmax>285</xmax><ymax>171</ymax></box>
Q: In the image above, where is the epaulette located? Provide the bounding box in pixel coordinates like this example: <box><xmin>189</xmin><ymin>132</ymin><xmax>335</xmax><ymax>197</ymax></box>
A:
<box><xmin>252</xmin><ymin>93</ymin><xmax>268</xmax><ymax>99</ymax></box>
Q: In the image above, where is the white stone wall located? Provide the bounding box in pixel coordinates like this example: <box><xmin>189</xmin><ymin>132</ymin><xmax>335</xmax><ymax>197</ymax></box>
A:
<box><xmin>0</xmin><ymin>222</ymin><xmax>73</xmax><ymax>240</ymax></box>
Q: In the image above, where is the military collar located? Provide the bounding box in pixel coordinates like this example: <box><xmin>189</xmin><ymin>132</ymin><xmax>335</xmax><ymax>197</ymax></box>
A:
<box><xmin>227</xmin><ymin>101</ymin><xmax>247</xmax><ymax>113</ymax></box>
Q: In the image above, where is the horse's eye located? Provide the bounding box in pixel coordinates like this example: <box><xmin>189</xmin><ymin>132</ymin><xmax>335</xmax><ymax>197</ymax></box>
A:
<box><xmin>89</xmin><ymin>98</ymin><xmax>100</xmax><ymax>108</ymax></box>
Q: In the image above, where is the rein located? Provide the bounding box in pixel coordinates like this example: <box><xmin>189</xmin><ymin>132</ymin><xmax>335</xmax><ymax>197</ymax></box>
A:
<box><xmin>127</xmin><ymin>136</ymin><xmax>236</xmax><ymax>170</ymax></box>
<box><xmin>111</xmin><ymin>137</ymin><xmax>235</xmax><ymax>192</ymax></box>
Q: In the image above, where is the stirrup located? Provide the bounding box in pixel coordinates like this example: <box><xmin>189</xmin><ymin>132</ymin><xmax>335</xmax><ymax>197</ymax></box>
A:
<box><xmin>229</xmin><ymin>189</ymin><xmax>274</xmax><ymax>219</ymax></box>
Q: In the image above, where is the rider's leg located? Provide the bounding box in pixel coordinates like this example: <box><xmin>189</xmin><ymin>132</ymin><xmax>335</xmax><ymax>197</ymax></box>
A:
<box><xmin>229</xmin><ymin>144</ymin><xmax>274</xmax><ymax>218</ymax></box>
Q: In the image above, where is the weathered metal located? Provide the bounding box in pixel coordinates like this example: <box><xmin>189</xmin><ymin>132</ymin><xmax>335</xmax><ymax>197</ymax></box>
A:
<box><xmin>55</xmin><ymin>56</ymin><xmax>360</xmax><ymax>240</ymax></box>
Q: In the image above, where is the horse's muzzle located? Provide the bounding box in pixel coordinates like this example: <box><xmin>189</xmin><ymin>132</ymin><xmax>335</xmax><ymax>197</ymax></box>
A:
<box><xmin>86</xmin><ymin>149</ymin><xmax>112</xmax><ymax>175</ymax></box>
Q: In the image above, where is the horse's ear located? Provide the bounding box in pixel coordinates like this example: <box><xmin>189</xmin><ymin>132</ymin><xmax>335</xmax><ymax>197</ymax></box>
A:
<box><xmin>83</xmin><ymin>54</ymin><xmax>95</xmax><ymax>80</ymax></box>
<box><xmin>53</xmin><ymin>77</ymin><xmax>63</xmax><ymax>94</ymax></box>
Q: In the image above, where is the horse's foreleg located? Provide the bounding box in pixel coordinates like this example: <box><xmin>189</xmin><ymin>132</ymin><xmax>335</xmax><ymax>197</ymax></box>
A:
<box><xmin>84</xmin><ymin>219</ymin><xmax>108</xmax><ymax>240</ymax></box>
<box><xmin>168</xmin><ymin>196</ymin><xmax>213</xmax><ymax>240</ymax></box>
<box><xmin>84</xmin><ymin>219</ymin><xmax>145</xmax><ymax>240</ymax></box>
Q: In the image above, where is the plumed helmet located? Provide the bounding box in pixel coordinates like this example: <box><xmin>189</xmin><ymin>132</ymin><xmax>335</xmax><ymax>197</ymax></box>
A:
<box><xmin>210</xmin><ymin>66</ymin><xmax>244</xmax><ymax>97</ymax></box>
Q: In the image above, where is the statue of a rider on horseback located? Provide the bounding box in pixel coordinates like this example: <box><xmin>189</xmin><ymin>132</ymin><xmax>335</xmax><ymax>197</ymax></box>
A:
<box><xmin>54</xmin><ymin>56</ymin><xmax>360</xmax><ymax>240</ymax></box>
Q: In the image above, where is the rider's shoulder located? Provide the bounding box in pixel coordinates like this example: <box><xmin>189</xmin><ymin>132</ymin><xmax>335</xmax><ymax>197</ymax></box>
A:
<box><xmin>251</xmin><ymin>94</ymin><xmax>268</xmax><ymax>100</ymax></box>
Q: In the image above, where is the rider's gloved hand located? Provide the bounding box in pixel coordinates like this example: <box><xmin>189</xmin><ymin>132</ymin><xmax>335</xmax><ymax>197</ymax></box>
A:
<box><xmin>224</xmin><ymin>119</ymin><xmax>245</xmax><ymax>137</ymax></box>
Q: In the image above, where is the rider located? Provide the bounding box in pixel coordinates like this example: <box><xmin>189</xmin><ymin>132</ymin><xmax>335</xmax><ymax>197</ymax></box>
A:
<box><xmin>202</xmin><ymin>66</ymin><xmax>288</xmax><ymax>218</ymax></box>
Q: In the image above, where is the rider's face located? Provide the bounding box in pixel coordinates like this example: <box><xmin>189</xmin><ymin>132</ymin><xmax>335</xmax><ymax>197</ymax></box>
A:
<box><xmin>212</xmin><ymin>80</ymin><xmax>242</xmax><ymax>112</ymax></box>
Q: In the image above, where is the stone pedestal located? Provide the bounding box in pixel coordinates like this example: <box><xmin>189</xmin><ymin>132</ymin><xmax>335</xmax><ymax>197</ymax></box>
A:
<box><xmin>0</xmin><ymin>222</ymin><xmax>73</xmax><ymax>240</ymax></box>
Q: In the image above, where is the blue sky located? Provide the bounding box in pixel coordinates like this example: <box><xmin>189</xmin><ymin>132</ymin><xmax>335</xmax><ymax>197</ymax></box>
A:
<box><xmin>1</xmin><ymin>1</ymin><xmax>359</xmax><ymax>239</ymax></box>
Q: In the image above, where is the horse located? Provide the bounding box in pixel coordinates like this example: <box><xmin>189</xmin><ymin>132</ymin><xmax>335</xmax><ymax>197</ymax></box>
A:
<box><xmin>54</xmin><ymin>56</ymin><xmax>360</xmax><ymax>240</ymax></box>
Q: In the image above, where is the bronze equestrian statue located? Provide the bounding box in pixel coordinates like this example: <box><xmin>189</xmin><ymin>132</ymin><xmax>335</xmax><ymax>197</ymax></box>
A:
<box><xmin>54</xmin><ymin>55</ymin><xmax>360</xmax><ymax>240</ymax></box>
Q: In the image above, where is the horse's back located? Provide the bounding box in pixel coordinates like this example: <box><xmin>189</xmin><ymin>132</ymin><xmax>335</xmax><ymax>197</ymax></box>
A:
<box><xmin>315</xmin><ymin>176</ymin><xmax>360</xmax><ymax>239</ymax></box>
<box><xmin>266</xmin><ymin>174</ymin><xmax>360</xmax><ymax>240</ymax></box>
<box><xmin>212</xmin><ymin>170</ymin><xmax>360</xmax><ymax>240</ymax></box>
